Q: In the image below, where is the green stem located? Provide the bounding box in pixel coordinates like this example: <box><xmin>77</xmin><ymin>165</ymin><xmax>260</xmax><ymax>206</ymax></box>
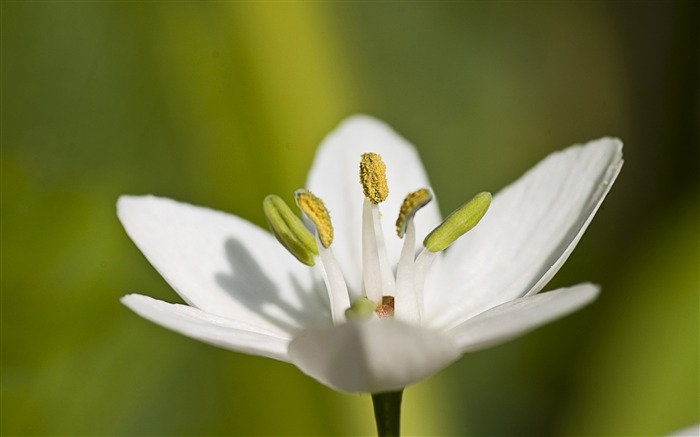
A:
<box><xmin>371</xmin><ymin>390</ymin><xmax>404</xmax><ymax>437</ymax></box>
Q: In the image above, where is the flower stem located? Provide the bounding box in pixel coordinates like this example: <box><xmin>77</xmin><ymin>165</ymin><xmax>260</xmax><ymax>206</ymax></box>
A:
<box><xmin>371</xmin><ymin>390</ymin><xmax>403</xmax><ymax>437</ymax></box>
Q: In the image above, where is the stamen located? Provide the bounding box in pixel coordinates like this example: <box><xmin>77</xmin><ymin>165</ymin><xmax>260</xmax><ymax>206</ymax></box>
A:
<box><xmin>423</xmin><ymin>191</ymin><xmax>491</xmax><ymax>252</ymax></box>
<box><xmin>294</xmin><ymin>189</ymin><xmax>349</xmax><ymax>324</ymax></box>
<box><xmin>359</xmin><ymin>152</ymin><xmax>389</xmax><ymax>204</ymax></box>
<box><xmin>361</xmin><ymin>196</ymin><xmax>397</xmax><ymax>304</ymax></box>
<box><xmin>395</xmin><ymin>188</ymin><xmax>433</xmax><ymax>238</ymax></box>
<box><xmin>315</xmin><ymin>234</ymin><xmax>350</xmax><ymax>324</ymax></box>
<box><xmin>262</xmin><ymin>195</ymin><xmax>318</xmax><ymax>266</ymax></box>
<box><xmin>359</xmin><ymin>152</ymin><xmax>395</xmax><ymax>304</ymax></box>
<box><xmin>395</xmin><ymin>219</ymin><xmax>420</xmax><ymax>323</ymax></box>
<box><xmin>394</xmin><ymin>189</ymin><xmax>433</xmax><ymax>323</ymax></box>
<box><xmin>295</xmin><ymin>189</ymin><xmax>334</xmax><ymax>248</ymax></box>
<box><xmin>413</xmin><ymin>248</ymin><xmax>438</xmax><ymax>318</ymax></box>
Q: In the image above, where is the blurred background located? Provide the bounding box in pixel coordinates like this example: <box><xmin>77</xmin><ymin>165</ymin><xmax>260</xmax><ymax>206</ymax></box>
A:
<box><xmin>2</xmin><ymin>1</ymin><xmax>698</xmax><ymax>436</ymax></box>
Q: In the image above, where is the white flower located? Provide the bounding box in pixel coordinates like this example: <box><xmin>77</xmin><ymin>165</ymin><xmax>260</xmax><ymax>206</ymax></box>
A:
<box><xmin>119</xmin><ymin>115</ymin><xmax>623</xmax><ymax>393</ymax></box>
<box><xmin>669</xmin><ymin>424</ymin><xmax>700</xmax><ymax>437</ymax></box>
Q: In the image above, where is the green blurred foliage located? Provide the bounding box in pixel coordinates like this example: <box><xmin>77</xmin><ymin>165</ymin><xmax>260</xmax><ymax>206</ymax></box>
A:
<box><xmin>563</xmin><ymin>196</ymin><xmax>699</xmax><ymax>436</ymax></box>
<box><xmin>2</xmin><ymin>1</ymin><xmax>697</xmax><ymax>436</ymax></box>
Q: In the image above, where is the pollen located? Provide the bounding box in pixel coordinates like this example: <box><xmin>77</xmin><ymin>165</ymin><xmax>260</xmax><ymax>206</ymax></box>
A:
<box><xmin>359</xmin><ymin>152</ymin><xmax>389</xmax><ymax>204</ymax></box>
<box><xmin>295</xmin><ymin>189</ymin><xmax>334</xmax><ymax>248</ymax></box>
<box><xmin>395</xmin><ymin>188</ymin><xmax>433</xmax><ymax>237</ymax></box>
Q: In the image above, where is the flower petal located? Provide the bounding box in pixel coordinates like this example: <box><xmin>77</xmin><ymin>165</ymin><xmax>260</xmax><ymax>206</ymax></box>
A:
<box><xmin>306</xmin><ymin>115</ymin><xmax>442</xmax><ymax>296</ymax></box>
<box><xmin>426</xmin><ymin>138</ymin><xmax>622</xmax><ymax>328</ymax></box>
<box><xmin>288</xmin><ymin>319</ymin><xmax>460</xmax><ymax>393</ymax></box>
<box><xmin>669</xmin><ymin>424</ymin><xmax>700</xmax><ymax>437</ymax></box>
<box><xmin>122</xmin><ymin>294</ymin><xmax>291</xmax><ymax>361</ymax></box>
<box><xmin>445</xmin><ymin>283</ymin><xmax>599</xmax><ymax>352</ymax></box>
<box><xmin>118</xmin><ymin>195</ymin><xmax>330</xmax><ymax>337</ymax></box>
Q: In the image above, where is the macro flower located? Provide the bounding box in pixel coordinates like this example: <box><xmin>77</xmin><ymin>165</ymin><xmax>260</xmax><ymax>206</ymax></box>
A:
<box><xmin>119</xmin><ymin>115</ymin><xmax>622</xmax><ymax>394</ymax></box>
<box><xmin>669</xmin><ymin>424</ymin><xmax>700</xmax><ymax>437</ymax></box>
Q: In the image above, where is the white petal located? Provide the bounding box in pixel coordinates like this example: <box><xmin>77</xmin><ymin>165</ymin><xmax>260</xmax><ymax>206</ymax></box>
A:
<box><xmin>306</xmin><ymin>115</ymin><xmax>442</xmax><ymax>296</ymax></box>
<box><xmin>445</xmin><ymin>283</ymin><xmax>599</xmax><ymax>352</ymax></box>
<box><xmin>122</xmin><ymin>294</ymin><xmax>291</xmax><ymax>362</ymax></box>
<box><xmin>669</xmin><ymin>424</ymin><xmax>700</xmax><ymax>437</ymax></box>
<box><xmin>118</xmin><ymin>195</ymin><xmax>330</xmax><ymax>337</ymax></box>
<box><xmin>288</xmin><ymin>319</ymin><xmax>460</xmax><ymax>393</ymax></box>
<box><xmin>426</xmin><ymin>138</ymin><xmax>622</xmax><ymax>328</ymax></box>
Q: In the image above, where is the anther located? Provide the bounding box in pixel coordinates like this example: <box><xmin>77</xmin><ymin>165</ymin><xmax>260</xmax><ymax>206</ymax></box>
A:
<box><xmin>263</xmin><ymin>195</ymin><xmax>318</xmax><ymax>266</ymax></box>
<box><xmin>359</xmin><ymin>152</ymin><xmax>389</xmax><ymax>204</ymax></box>
<box><xmin>423</xmin><ymin>191</ymin><xmax>492</xmax><ymax>252</ymax></box>
<box><xmin>295</xmin><ymin>189</ymin><xmax>334</xmax><ymax>248</ymax></box>
<box><xmin>396</xmin><ymin>188</ymin><xmax>433</xmax><ymax>237</ymax></box>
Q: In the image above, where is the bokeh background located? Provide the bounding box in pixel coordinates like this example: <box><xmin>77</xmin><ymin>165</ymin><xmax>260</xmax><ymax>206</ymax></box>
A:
<box><xmin>3</xmin><ymin>1</ymin><xmax>698</xmax><ymax>436</ymax></box>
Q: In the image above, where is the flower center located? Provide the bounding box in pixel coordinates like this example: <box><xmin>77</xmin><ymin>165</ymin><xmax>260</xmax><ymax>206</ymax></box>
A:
<box><xmin>263</xmin><ymin>152</ymin><xmax>491</xmax><ymax>326</ymax></box>
<box><xmin>375</xmin><ymin>296</ymin><xmax>395</xmax><ymax>319</ymax></box>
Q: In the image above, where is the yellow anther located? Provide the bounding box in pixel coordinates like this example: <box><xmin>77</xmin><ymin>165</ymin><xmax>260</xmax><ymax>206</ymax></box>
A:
<box><xmin>423</xmin><ymin>191</ymin><xmax>491</xmax><ymax>252</ymax></box>
<box><xmin>263</xmin><ymin>195</ymin><xmax>318</xmax><ymax>266</ymax></box>
<box><xmin>295</xmin><ymin>189</ymin><xmax>334</xmax><ymax>248</ymax></box>
<box><xmin>395</xmin><ymin>188</ymin><xmax>433</xmax><ymax>237</ymax></box>
<box><xmin>359</xmin><ymin>152</ymin><xmax>389</xmax><ymax>204</ymax></box>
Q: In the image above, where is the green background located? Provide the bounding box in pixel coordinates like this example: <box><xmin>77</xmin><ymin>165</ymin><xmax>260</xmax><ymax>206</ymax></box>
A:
<box><xmin>3</xmin><ymin>1</ymin><xmax>698</xmax><ymax>435</ymax></box>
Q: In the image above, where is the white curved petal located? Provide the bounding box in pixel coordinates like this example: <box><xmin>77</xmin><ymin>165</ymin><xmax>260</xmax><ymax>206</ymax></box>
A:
<box><xmin>118</xmin><ymin>195</ymin><xmax>330</xmax><ymax>337</ymax></box>
<box><xmin>669</xmin><ymin>424</ymin><xmax>700</xmax><ymax>437</ymax></box>
<box><xmin>122</xmin><ymin>294</ymin><xmax>291</xmax><ymax>362</ymax></box>
<box><xmin>288</xmin><ymin>319</ymin><xmax>460</xmax><ymax>393</ymax></box>
<box><xmin>445</xmin><ymin>283</ymin><xmax>599</xmax><ymax>352</ymax></box>
<box><xmin>426</xmin><ymin>138</ymin><xmax>622</xmax><ymax>328</ymax></box>
<box><xmin>306</xmin><ymin>115</ymin><xmax>442</xmax><ymax>296</ymax></box>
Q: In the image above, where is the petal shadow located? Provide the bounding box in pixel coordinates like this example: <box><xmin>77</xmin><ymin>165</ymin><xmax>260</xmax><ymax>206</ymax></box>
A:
<box><xmin>215</xmin><ymin>237</ymin><xmax>331</xmax><ymax>334</ymax></box>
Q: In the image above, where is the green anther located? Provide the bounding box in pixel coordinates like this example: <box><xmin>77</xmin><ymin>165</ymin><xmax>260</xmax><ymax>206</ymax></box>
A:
<box><xmin>345</xmin><ymin>297</ymin><xmax>377</xmax><ymax>321</ymax></box>
<box><xmin>263</xmin><ymin>195</ymin><xmax>318</xmax><ymax>266</ymax></box>
<box><xmin>395</xmin><ymin>188</ymin><xmax>433</xmax><ymax>238</ymax></box>
<box><xmin>423</xmin><ymin>191</ymin><xmax>491</xmax><ymax>253</ymax></box>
